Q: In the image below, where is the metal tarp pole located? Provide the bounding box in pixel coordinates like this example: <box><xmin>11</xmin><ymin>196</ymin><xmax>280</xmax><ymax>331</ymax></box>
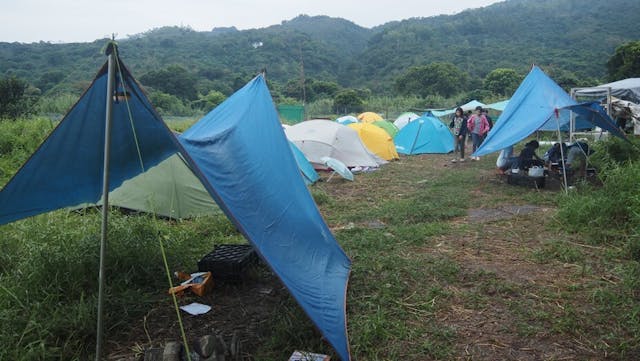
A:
<box><xmin>555</xmin><ymin>109</ymin><xmax>569</xmax><ymax>194</ymax></box>
<box><xmin>95</xmin><ymin>42</ymin><xmax>116</xmax><ymax>361</ymax></box>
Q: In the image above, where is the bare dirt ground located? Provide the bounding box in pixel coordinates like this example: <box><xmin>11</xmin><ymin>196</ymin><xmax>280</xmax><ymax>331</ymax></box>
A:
<box><xmin>107</xmin><ymin>265</ymin><xmax>287</xmax><ymax>360</ymax></box>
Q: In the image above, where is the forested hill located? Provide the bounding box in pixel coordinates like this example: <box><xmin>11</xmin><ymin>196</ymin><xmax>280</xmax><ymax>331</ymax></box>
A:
<box><xmin>357</xmin><ymin>0</ymin><xmax>640</xmax><ymax>91</ymax></box>
<box><xmin>1</xmin><ymin>0</ymin><xmax>639</xmax><ymax>97</ymax></box>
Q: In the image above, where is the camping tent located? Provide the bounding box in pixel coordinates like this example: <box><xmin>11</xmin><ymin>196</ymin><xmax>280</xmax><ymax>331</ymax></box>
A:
<box><xmin>84</xmin><ymin>142</ymin><xmax>317</xmax><ymax>219</ymax></box>
<box><xmin>91</xmin><ymin>153</ymin><xmax>220</xmax><ymax>218</ymax></box>
<box><xmin>285</xmin><ymin>119</ymin><xmax>386</xmax><ymax>168</ymax></box>
<box><xmin>372</xmin><ymin>120</ymin><xmax>399</xmax><ymax>137</ymax></box>
<box><xmin>393</xmin><ymin>112</ymin><xmax>420</xmax><ymax>129</ymax></box>
<box><xmin>336</xmin><ymin>115</ymin><xmax>359</xmax><ymax>125</ymax></box>
<box><xmin>430</xmin><ymin>100</ymin><xmax>486</xmax><ymax>118</ymax></box>
<box><xmin>347</xmin><ymin>122</ymin><xmax>399</xmax><ymax>160</ymax></box>
<box><xmin>289</xmin><ymin>141</ymin><xmax>320</xmax><ymax>184</ymax></box>
<box><xmin>394</xmin><ymin>114</ymin><xmax>454</xmax><ymax>155</ymax></box>
<box><xmin>460</xmin><ymin>100</ymin><xmax>486</xmax><ymax>112</ymax></box>
<box><xmin>357</xmin><ymin>111</ymin><xmax>383</xmax><ymax>123</ymax></box>
<box><xmin>474</xmin><ymin>66</ymin><xmax>626</xmax><ymax>157</ymax></box>
<box><xmin>0</xmin><ymin>52</ymin><xmax>352</xmax><ymax>361</ymax></box>
<box><xmin>574</xmin><ymin>78</ymin><xmax>640</xmax><ymax>104</ymax></box>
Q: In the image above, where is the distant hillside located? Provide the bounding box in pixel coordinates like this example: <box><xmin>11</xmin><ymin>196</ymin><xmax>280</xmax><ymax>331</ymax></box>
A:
<box><xmin>353</xmin><ymin>0</ymin><xmax>640</xmax><ymax>91</ymax></box>
<box><xmin>0</xmin><ymin>0</ymin><xmax>639</xmax><ymax>97</ymax></box>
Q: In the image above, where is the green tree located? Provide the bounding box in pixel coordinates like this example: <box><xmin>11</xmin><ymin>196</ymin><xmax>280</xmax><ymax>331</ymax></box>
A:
<box><xmin>148</xmin><ymin>91</ymin><xmax>191</xmax><ymax>115</ymax></box>
<box><xmin>37</xmin><ymin>71</ymin><xmax>66</xmax><ymax>93</ymax></box>
<box><xmin>140</xmin><ymin>65</ymin><xmax>198</xmax><ymax>101</ymax></box>
<box><xmin>483</xmin><ymin>68</ymin><xmax>522</xmax><ymax>96</ymax></box>
<box><xmin>606</xmin><ymin>41</ymin><xmax>640</xmax><ymax>81</ymax></box>
<box><xmin>333</xmin><ymin>89</ymin><xmax>363</xmax><ymax>114</ymax></box>
<box><xmin>310</xmin><ymin>80</ymin><xmax>339</xmax><ymax>99</ymax></box>
<box><xmin>0</xmin><ymin>76</ymin><xmax>37</xmax><ymax>119</ymax></box>
<box><xmin>192</xmin><ymin>90</ymin><xmax>227</xmax><ymax>111</ymax></box>
<box><xmin>282</xmin><ymin>79</ymin><xmax>306</xmax><ymax>101</ymax></box>
<box><xmin>394</xmin><ymin>62</ymin><xmax>468</xmax><ymax>98</ymax></box>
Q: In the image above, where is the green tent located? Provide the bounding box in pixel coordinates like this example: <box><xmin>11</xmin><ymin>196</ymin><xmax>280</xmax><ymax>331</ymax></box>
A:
<box><xmin>372</xmin><ymin>120</ymin><xmax>399</xmax><ymax>138</ymax></box>
<box><xmin>92</xmin><ymin>154</ymin><xmax>220</xmax><ymax>218</ymax></box>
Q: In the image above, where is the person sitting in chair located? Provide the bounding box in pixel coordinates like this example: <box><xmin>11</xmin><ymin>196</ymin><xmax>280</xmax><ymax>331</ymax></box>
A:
<box><xmin>496</xmin><ymin>145</ymin><xmax>518</xmax><ymax>174</ymax></box>
<box><xmin>543</xmin><ymin>143</ymin><xmax>564</xmax><ymax>164</ymax></box>
<box><xmin>517</xmin><ymin>140</ymin><xmax>544</xmax><ymax>170</ymax></box>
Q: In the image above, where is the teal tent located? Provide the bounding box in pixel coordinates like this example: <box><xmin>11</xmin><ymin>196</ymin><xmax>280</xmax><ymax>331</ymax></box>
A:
<box><xmin>394</xmin><ymin>114</ymin><xmax>454</xmax><ymax>154</ymax></box>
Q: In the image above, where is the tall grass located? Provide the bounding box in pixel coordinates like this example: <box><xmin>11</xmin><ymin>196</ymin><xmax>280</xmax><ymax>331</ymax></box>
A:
<box><xmin>36</xmin><ymin>94</ymin><xmax>79</xmax><ymax>116</ymax></box>
<box><xmin>556</xmin><ymin>137</ymin><xmax>640</xmax><ymax>357</ymax></box>
<box><xmin>0</xmin><ymin>117</ymin><xmax>55</xmax><ymax>186</ymax></box>
<box><xmin>0</xmin><ymin>211</ymin><xmax>236</xmax><ymax>360</ymax></box>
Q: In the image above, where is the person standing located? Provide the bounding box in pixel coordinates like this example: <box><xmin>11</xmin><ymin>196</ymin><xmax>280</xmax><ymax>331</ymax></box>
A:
<box><xmin>466</xmin><ymin>106</ymin><xmax>490</xmax><ymax>160</ymax></box>
<box><xmin>449</xmin><ymin>107</ymin><xmax>468</xmax><ymax>162</ymax></box>
<box><xmin>482</xmin><ymin>108</ymin><xmax>493</xmax><ymax>141</ymax></box>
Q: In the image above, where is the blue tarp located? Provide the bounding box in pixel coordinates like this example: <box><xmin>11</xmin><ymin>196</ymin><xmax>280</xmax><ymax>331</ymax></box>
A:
<box><xmin>179</xmin><ymin>76</ymin><xmax>352</xmax><ymax>361</ymax></box>
<box><xmin>394</xmin><ymin>114</ymin><xmax>454</xmax><ymax>154</ymax></box>
<box><xmin>474</xmin><ymin>66</ymin><xmax>625</xmax><ymax>156</ymax></box>
<box><xmin>0</xmin><ymin>58</ymin><xmax>351</xmax><ymax>360</ymax></box>
<box><xmin>0</xmin><ymin>61</ymin><xmax>180</xmax><ymax>224</ymax></box>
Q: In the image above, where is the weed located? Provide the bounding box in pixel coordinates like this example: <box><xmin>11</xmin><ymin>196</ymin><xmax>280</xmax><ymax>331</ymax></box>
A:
<box><xmin>532</xmin><ymin>240</ymin><xmax>585</xmax><ymax>264</ymax></box>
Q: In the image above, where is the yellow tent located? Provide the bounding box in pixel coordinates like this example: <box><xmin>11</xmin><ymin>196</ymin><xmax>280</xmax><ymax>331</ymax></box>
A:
<box><xmin>357</xmin><ymin>112</ymin><xmax>383</xmax><ymax>123</ymax></box>
<box><xmin>347</xmin><ymin>123</ymin><xmax>399</xmax><ymax>161</ymax></box>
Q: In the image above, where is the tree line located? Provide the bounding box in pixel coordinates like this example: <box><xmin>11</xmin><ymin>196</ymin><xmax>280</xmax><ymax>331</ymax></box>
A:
<box><xmin>2</xmin><ymin>40</ymin><xmax>638</xmax><ymax>119</ymax></box>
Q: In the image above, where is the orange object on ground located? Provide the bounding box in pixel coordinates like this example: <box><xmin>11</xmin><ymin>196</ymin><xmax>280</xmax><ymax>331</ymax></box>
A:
<box><xmin>168</xmin><ymin>271</ymin><xmax>214</xmax><ymax>297</ymax></box>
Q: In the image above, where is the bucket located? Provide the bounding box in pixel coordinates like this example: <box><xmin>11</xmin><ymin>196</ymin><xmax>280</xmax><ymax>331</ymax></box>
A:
<box><xmin>528</xmin><ymin>166</ymin><xmax>544</xmax><ymax>177</ymax></box>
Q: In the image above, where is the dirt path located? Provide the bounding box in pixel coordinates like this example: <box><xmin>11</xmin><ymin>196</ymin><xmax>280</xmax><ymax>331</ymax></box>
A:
<box><xmin>435</xmin><ymin>212</ymin><xmax>602</xmax><ymax>360</ymax></box>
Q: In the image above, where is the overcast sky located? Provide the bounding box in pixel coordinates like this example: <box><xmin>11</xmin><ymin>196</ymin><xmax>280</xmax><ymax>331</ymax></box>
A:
<box><xmin>1</xmin><ymin>0</ymin><xmax>502</xmax><ymax>43</ymax></box>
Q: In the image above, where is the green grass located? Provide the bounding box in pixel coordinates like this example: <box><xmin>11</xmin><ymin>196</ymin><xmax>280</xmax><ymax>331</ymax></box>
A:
<box><xmin>0</xmin><ymin>211</ymin><xmax>236</xmax><ymax>360</ymax></box>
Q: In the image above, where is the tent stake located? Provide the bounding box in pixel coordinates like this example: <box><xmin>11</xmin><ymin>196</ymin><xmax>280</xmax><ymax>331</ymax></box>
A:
<box><xmin>96</xmin><ymin>41</ymin><xmax>116</xmax><ymax>361</ymax></box>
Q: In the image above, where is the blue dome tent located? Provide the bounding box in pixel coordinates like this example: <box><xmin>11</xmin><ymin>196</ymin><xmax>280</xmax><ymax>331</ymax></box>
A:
<box><xmin>394</xmin><ymin>114</ymin><xmax>454</xmax><ymax>154</ymax></box>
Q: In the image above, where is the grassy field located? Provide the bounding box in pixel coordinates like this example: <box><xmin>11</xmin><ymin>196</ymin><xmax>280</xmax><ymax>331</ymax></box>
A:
<box><xmin>0</xmin><ymin>119</ymin><xmax>639</xmax><ymax>360</ymax></box>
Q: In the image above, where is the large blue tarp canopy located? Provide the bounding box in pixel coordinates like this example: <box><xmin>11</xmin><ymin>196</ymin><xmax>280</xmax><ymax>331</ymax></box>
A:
<box><xmin>0</xmin><ymin>59</ymin><xmax>180</xmax><ymax>224</ymax></box>
<box><xmin>179</xmin><ymin>75</ymin><xmax>352</xmax><ymax>361</ymax></box>
<box><xmin>474</xmin><ymin>66</ymin><xmax>625</xmax><ymax>156</ymax></box>
<box><xmin>0</xmin><ymin>58</ymin><xmax>352</xmax><ymax>360</ymax></box>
